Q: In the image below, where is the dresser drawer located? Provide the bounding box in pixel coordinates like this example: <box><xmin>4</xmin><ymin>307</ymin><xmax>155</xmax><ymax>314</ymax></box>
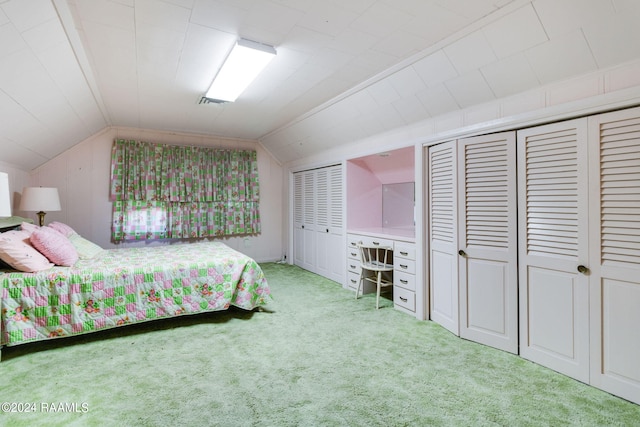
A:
<box><xmin>346</xmin><ymin>245</ymin><xmax>360</xmax><ymax>261</ymax></box>
<box><xmin>394</xmin><ymin>242</ymin><xmax>415</xmax><ymax>260</ymax></box>
<box><xmin>394</xmin><ymin>287</ymin><xmax>415</xmax><ymax>312</ymax></box>
<box><xmin>346</xmin><ymin>271</ymin><xmax>360</xmax><ymax>290</ymax></box>
<box><xmin>394</xmin><ymin>270</ymin><xmax>415</xmax><ymax>291</ymax></box>
<box><xmin>346</xmin><ymin>234</ymin><xmax>360</xmax><ymax>249</ymax></box>
<box><xmin>348</xmin><ymin>234</ymin><xmax>394</xmax><ymax>249</ymax></box>
<box><xmin>394</xmin><ymin>258</ymin><xmax>415</xmax><ymax>274</ymax></box>
<box><xmin>346</xmin><ymin>258</ymin><xmax>360</xmax><ymax>274</ymax></box>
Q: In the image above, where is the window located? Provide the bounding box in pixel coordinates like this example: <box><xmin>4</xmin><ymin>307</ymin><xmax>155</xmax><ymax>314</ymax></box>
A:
<box><xmin>109</xmin><ymin>139</ymin><xmax>260</xmax><ymax>242</ymax></box>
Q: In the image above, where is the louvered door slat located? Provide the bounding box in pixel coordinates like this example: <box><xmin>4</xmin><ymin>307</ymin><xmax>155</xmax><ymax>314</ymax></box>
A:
<box><xmin>293</xmin><ymin>172</ymin><xmax>303</xmax><ymax>224</ymax></box>
<box><xmin>430</xmin><ymin>146</ymin><xmax>456</xmax><ymax>243</ymax></box>
<box><xmin>599</xmin><ymin>119</ymin><xmax>640</xmax><ymax>266</ymax></box>
<box><xmin>303</xmin><ymin>172</ymin><xmax>315</xmax><ymax>225</ymax></box>
<box><xmin>316</xmin><ymin>169</ymin><xmax>329</xmax><ymax>227</ymax></box>
<box><xmin>524</xmin><ymin>127</ymin><xmax>579</xmax><ymax>258</ymax></box>
<box><xmin>464</xmin><ymin>142</ymin><xmax>509</xmax><ymax>249</ymax></box>
<box><xmin>329</xmin><ymin>166</ymin><xmax>343</xmax><ymax>228</ymax></box>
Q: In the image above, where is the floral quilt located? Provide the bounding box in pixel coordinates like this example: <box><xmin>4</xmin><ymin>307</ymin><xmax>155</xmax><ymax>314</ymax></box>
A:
<box><xmin>1</xmin><ymin>241</ymin><xmax>271</xmax><ymax>347</ymax></box>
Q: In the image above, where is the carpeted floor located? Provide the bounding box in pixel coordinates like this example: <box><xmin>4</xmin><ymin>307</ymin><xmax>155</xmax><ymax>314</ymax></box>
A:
<box><xmin>1</xmin><ymin>262</ymin><xmax>639</xmax><ymax>426</ymax></box>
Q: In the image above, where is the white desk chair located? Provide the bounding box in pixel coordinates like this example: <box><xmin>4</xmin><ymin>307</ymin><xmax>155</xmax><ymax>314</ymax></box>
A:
<box><xmin>355</xmin><ymin>244</ymin><xmax>394</xmax><ymax>309</ymax></box>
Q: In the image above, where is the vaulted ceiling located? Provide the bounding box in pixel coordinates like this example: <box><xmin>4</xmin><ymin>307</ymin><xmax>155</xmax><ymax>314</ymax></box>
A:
<box><xmin>1</xmin><ymin>0</ymin><xmax>639</xmax><ymax>170</ymax></box>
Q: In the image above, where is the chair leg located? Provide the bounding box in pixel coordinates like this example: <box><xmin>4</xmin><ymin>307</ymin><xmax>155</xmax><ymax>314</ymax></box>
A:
<box><xmin>376</xmin><ymin>272</ymin><xmax>382</xmax><ymax>309</ymax></box>
<box><xmin>355</xmin><ymin>271</ymin><xmax>362</xmax><ymax>299</ymax></box>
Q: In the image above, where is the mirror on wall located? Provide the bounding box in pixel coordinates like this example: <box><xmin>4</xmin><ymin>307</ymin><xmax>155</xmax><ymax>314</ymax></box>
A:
<box><xmin>382</xmin><ymin>182</ymin><xmax>415</xmax><ymax>228</ymax></box>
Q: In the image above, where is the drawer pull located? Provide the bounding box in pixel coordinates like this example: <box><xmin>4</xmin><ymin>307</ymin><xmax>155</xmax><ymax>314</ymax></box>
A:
<box><xmin>399</xmin><ymin>296</ymin><xmax>407</xmax><ymax>302</ymax></box>
<box><xmin>350</xmin><ymin>264</ymin><xmax>356</xmax><ymax>269</ymax></box>
<box><xmin>351</xmin><ymin>252</ymin><xmax>358</xmax><ymax>257</ymax></box>
<box><xmin>400</xmin><ymin>279</ymin><xmax>408</xmax><ymax>284</ymax></box>
<box><xmin>399</xmin><ymin>251</ymin><xmax>408</xmax><ymax>256</ymax></box>
<box><xmin>399</xmin><ymin>264</ymin><xmax>408</xmax><ymax>269</ymax></box>
<box><xmin>350</xmin><ymin>279</ymin><xmax>357</xmax><ymax>284</ymax></box>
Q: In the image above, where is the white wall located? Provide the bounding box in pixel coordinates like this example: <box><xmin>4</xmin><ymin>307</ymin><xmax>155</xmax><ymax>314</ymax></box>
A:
<box><xmin>24</xmin><ymin>127</ymin><xmax>284</xmax><ymax>263</ymax></box>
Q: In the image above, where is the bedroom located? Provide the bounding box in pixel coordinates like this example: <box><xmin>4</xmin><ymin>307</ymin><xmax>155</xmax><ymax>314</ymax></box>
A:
<box><xmin>1</xmin><ymin>0</ymin><xmax>640</xmax><ymax>424</ymax></box>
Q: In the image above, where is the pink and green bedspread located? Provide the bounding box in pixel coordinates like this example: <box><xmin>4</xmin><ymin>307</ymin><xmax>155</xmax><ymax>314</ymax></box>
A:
<box><xmin>0</xmin><ymin>241</ymin><xmax>271</xmax><ymax>348</ymax></box>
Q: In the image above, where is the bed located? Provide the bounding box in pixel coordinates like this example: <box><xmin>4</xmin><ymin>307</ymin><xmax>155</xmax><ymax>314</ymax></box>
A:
<box><xmin>0</xmin><ymin>240</ymin><xmax>271</xmax><ymax>357</ymax></box>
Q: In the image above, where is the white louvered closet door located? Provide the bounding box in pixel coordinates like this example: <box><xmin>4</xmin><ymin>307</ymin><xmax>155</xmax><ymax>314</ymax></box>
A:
<box><xmin>293</xmin><ymin>172</ymin><xmax>305</xmax><ymax>267</ymax></box>
<box><xmin>315</xmin><ymin>168</ymin><xmax>331</xmax><ymax>278</ymax></box>
<box><xmin>327</xmin><ymin>165</ymin><xmax>345</xmax><ymax>283</ymax></box>
<box><xmin>517</xmin><ymin>119</ymin><xmax>590</xmax><ymax>382</ymax></box>
<box><xmin>293</xmin><ymin>170</ymin><xmax>317</xmax><ymax>272</ymax></box>
<box><xmin>315</xmin><ymin>165</ymin><xmax>345</xmax><ymax>283</ymax></box>
<box><xmin>428</xmin><ymin>141</ymin><xmax>459</xmax><ymax>335</ymax></box>
<box><xmin>588</xmin><ymin>108</ymin><xmax>640</xmax><ymax>405</ymax></box>
<box><xmin>458</xmin><ymin>133</ymin><xmax>518</xmax><ymax>354</ymax></box>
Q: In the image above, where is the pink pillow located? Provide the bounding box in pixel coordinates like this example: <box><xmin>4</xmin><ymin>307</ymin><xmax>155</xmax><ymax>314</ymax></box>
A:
<box><xmin>21</xmin><ymin>221</ymin><xmax>39</xmax><ymax>234</ymax></box>
<box><xmin>49</xmin><ymin>221</ymin><xmax>76</xmax><ymax>237</ymax></box>
<box><xmin>0</xmin><ymin>230</ymin><xmax>53</xmax><ymax>272</ymax></box>
<box><xmin>30</xmin><ymin>227</ymin><xmax>78</xmax><ymax>267</ymax></box>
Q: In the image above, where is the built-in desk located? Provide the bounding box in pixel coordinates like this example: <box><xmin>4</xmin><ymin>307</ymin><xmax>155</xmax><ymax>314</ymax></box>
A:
<box><xmin>346</xmin><ymin>228</ymin><xmax>416</xmax><ymax>315</ymax></box>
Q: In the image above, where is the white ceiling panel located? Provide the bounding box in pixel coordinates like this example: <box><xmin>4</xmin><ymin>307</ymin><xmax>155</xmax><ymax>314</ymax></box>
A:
<box><xmin>0</xmin><ymin>0</ymin><xmax>55</xmax><ymax>31</ymax></box>
<box><xmin>74</xmin><ymin>0</ymin><xmax>133</xmax><ymax>30</ymax></box>
<box><xmin>525</xmin><ymin>29</ymin><xmax>597</xmax><ymax>84</ymax></box>
<box><xmin>386</xmin><ymin>65</ymin><xmax>428</xmax><ymax>98</ymax></box>
<box><xmin>481</xmin><ymin>52</ymin><xmax>539</xmax><ymax>98</ymax></box>
<box><xmin>483</xmin><ymin>3</ymin><xmax>547</xmax><ymax>59</ymax></box>
<box><xmin>297</xmin><ymin>2</ymin><xmax>359</xmax><ymax>38</ymax></box>
<box><xmin>366</xmin><ymin>79</ymin><xmax>401</xmax><ymax>106</ymax></box>
<box><xmin>402</xmin><ymin>3</ymin><xmax>468</xmax><ymax>43</ymax></box>
<box><xmin>0</xmin><ymin>19</ymin><xmax>26</xmax><ymax>57</ymax></box>
<box><xmin>444</xmin><ymin>30</ymin><xmax>498</xmax><ymax>75</ymax></box>
<box><xmin>583</xmin><ymin>11</ymin><xmax>640</xmax><ymax>68</ymax></box>
<box><xmin>1</xmin><ymin>0</ymin><xmax>639</xmax><ymax>169</ymax></box>
<box><xmin>135</xmin><ymin>0</ymin><xmax>190</xmax><ymax>33</ymax></box>
<box><xmin>21</xmin><ymin>16</ymin><xmax>67</xmax><ymax>52</ymax></box>
<box><xmin>445</xmin><ymin>69</ymin><xmax>496</xmax><ymax>108</ymax></box>
<box><xmin>533</xmin><ymin>0</ymin><xmax>615</xmax><ymax>39</ymax></box>
<box><xmin>412</xmin><ymin>50</ymin><xmax>458</xmax><ymax>87</ymax></box>
<box><xmin>415</xmin><ymin>84</ymin><xmax>460</xmax><ymax>117</ymax></box>
<box><xmin>392</xmin><ymin>95</ymin><xmax>431</xmax><ymax>124</ymax></box>
<box><xmin>350</xmin><ymin>2</ymin><xmax>413</xmax><ymax>38</ymax></box>
<box><xmin>0</xmin><ymin>137</ymin><xmax>49</xmax><ymax>169</ymax></box>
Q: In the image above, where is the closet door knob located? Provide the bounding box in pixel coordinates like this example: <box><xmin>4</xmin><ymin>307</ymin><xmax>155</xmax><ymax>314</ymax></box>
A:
<box><xmin>577</xmin><ymin>265</ymin><xmax>589</xmax><ymax>274</ymax></box>
<box><xmin>458</xmin><ymin>249</ymin><xmax>466</xmax><ymax>257</ymax></box>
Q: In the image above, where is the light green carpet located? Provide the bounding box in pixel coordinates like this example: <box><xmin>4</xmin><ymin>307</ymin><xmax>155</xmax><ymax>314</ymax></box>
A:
<box><xmin>1</xmin><ymin>263</ymin><xmax>639</xmax><ymax>426</ymax></box>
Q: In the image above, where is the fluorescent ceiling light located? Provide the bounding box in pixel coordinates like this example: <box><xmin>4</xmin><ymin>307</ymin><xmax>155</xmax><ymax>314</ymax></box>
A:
<box><xmin>205</xmin><ymin>38</ymin><xmax>276</xmax><ymax>103</ymax></box>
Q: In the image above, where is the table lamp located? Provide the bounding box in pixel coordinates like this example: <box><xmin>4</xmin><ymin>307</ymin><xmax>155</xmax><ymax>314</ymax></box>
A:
<box><xmin>19</xmin><ymin>187</ymin><xmax>61</xmax><ymax>226</ymax></box>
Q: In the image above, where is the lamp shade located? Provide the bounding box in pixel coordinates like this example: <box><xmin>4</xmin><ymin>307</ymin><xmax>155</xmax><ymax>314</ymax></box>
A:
<box><xmin>0</xmin><ymin>172</ymin><xmax>11</xmax><ymax>217</ymax></box>
<box><xmin>19</xmin><ymin>187</ymin><xmax>61</xmax><ymax>212</ymax></box>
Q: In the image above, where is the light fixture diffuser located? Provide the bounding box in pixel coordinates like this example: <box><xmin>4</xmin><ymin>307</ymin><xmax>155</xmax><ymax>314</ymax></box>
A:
<box><xmin>205</xmin><ymin>38</ymin><xmax>276</xmax><ymax>103</ymax></box>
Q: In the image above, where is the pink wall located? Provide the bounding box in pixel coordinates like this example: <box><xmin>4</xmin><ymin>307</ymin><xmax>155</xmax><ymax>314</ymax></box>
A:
<box><xmin>347</xmin><ymin>146</ymin><xmax>414</xmax><ymax>229</ymax></box>
<box><xmin>347</xmin><ymin>159</ymin><xmax>382</xmax><ymax>229</ymax></box>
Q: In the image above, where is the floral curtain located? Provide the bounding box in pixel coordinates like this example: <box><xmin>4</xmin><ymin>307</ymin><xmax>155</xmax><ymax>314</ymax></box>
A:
<box><xmin>110</xmin><ymin>139</ymin><xmax>261</xmax><ymax>242</ymax></box>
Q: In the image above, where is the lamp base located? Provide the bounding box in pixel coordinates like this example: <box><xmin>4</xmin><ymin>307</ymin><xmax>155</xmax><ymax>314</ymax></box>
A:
<box><xmin>36</xmin><ymin>211</ymin><xmax>46</xmax><ymax>227</ymax></box>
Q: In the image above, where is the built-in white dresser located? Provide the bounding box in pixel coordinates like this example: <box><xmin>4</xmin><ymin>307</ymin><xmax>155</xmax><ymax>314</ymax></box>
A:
<box><xmin>346</xmin><ymin>228</ymin><xmax>416</xmax><ymax>315</ymax></box>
